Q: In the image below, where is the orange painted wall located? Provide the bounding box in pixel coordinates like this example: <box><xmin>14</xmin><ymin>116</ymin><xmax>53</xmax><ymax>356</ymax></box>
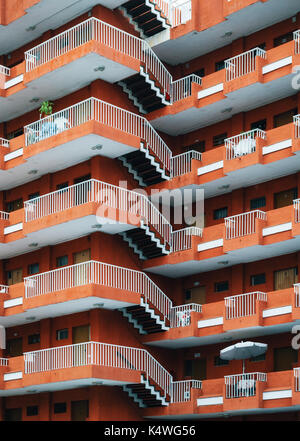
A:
<box><xmin>2</xmin><ymin>386</ymin><xmax>144</xmax><ymax>421</ymax></box>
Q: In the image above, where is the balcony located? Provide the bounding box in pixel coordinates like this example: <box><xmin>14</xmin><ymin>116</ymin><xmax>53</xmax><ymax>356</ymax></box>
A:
<box><xmin>1</xmin><ymin>259</ymin><xmax>203</xmax><ymax>335</ymax></box>
<box><xmin>0</xmin><ymin>341</ymin><xmax>200</xmax><ymax>407</ymax></box>
<box><xmin>145</xmin><ymin>369</ymin><xmax>298</xmax><ymax>419</ymax></box>
<box><xmin>151</xmin><ymin>118</ymin><xmax>299</xmax><ymax>203</ymax></box>
<box><xmin>1</xmin><ymin>99</ymin><xmax>204</xmax><ymax>192</ymax></box>
<box><xmin>142</xmin><ymin>284</ymin><xmax>296</xmax><ymax>348</ymax></box>
<box><xmin>142</xmin><ymin>199</ymin><xmax>300</xmax><ymax>281</ymax></box>
<box><xmin>149</xmin><ymin>34</ymin><xmax>299</xmax><ymax>135</ymax></box>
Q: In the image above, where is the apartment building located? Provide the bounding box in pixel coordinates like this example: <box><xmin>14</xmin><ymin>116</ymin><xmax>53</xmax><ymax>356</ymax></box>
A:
<box><xmin>0</xmin><ymin>0</ymin><xmax>300</xmax><ymax>421</ymax></box>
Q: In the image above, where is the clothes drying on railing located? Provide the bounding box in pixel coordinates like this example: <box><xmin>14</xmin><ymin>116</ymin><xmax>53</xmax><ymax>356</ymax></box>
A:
<box><xmin>26</xmin><ymin>117</ymin><xmax>70</xmax><ymax>144</ymax></box>
<box><xmin>233</xmin><ymin>137</ymin><xmax>256</xmax><ymax>158</ymax></box>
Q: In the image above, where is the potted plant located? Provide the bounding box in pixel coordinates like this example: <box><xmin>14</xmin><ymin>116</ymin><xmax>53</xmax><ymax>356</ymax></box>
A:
<box><xmin>39</xmin><ymin>100</ymin><xmax>54</xmax><ymax>119</ymax></box>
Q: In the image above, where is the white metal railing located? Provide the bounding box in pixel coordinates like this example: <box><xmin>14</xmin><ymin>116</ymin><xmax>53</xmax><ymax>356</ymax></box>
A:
<box><xmin>171</xmin><ymin>0</ymin><xmax>192</xmax><ymax>27</ymax></box>
<box><xmin>0</xmin><ymin>138</ymin><xmax>9</xmax><ymax>148</ymax></box>
<box><xmin>23</xmin><ymin>179</ymin><xmax>172</xmax><ymax>248</ymax></box>
<box><xmin>25</xmin><ymin>17</ymin><xmax>172</xmax><ymax>100</ymax></box>
<box><xmin>224</xmin><ymin>292</ymin><xmax>267</xmax><ymax>320</ymax></box>
<box><xmin>0</xmin><ymin>284</ymin><xmax>9</xmax><ymax>294</ymax></box>
<box><xmin>24</xmin><ymin>341</ymin><xmax>172</xmax><ymax>398</ymax></box>
<box><xmin>171</xmin><ymin>227</ymin><xmax>203</xmax><ymax>252</ymax></box>
<box><xmin>0</xmin><ymin>358</ymin><xmax>8</xmax><ymax>366</ymax></box>
<box><xmin>294</xmin><ymin>114</ymin><xmax>300</xmax><ymax>139</ymax></box>
<box><xmin>225</xmin><ymin>372</ymin><xmax>267</xmax><ymax>398</ymax></box>
<box><xmin>294</xmin><ymin>30</ymin><xmax>300</xmax><ymax>55</ymax></box>
<box><xmin>170</xmin><ymin>303</ymin><xmax>202</xmax><ymax>328</ymax></box>
<box><xmin>225</xmin><ymin>47</ymin><xmax>267</xmax><ymax>81</ymax></box>
<box><xmin>293</xmin><ymin>198</ymin><xmax>300</xmax><ymax>223</ymax></box>
<box><xmin>171</xmin><ymin>150</ymin><xmax>202</xmax><ymax>178</ymax></box>
<box><xmin>0</xmin><ymin>211</ymin><xmax>9</xmax><ymax>221</ymax></box>
<box><xmin>294</xmin><ymin>283</ymin><xmax>300</xmax><ymax>308</ymax></box>
<box><xmin>225</xmin><ymin>129</ymin><xmax>266</xmax><ymax>160</ymax></box>
<box><xmin>225</xmin><ymin>210</ymin><xmax>267</xmax><ymax>239</ymax></box>
<box><xmin>171</xmin><ymin>379</ymin><xmax>202</xmax><ymax>403</ymax></box>
<box><xmin>24</xmin><ymin>97</ymin><xmax>172</xmax><ymax>173</ymax></box>
<box><xmin>171</xmin><ymin>75</ymin><xmax>202</xmax><ymax>103</ymax></box>
<box><xmin>294</xmin><ymin>367</ymin><xmax>300</xmax><ymax>391</ymax></box>
<box><xmin>0</xmin><ymin>65</ymin><xmax>10</xmax><ymax>76</ymax></box>
<box><xmin>24</xmin><ymin>260</ymin><xmax>172</xmax><ymax>322</ymax></box>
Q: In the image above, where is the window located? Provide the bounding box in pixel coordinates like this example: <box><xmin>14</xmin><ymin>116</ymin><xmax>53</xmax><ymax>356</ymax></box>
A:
<box><xmin>183</xmin><ymin>140</ymin><xmax>205</xmax><ymax>153</ymax></box>
<box><xmin>54</xmin><ymin>402</ymin><xmax>67</xmax><ymax>414</ymax></box>
<box><xmin>56</xmin><ymin>329</ymin><xmax>69</xmax><ymax>341</ymax></box>
<box><xmin>56</xmin><ymin>255</ymin><xmax>68</xmax><ymax>267</ymax></box>
<box><xmin>273</xmin><ymin>108</ymin><xmax>297</xmax><ymax>128</ymax></box>
<box><xmin>28</xmin><ymin>192</ymin><xmax>40</xmax><ymax>200</ymax></box>
<box><xmin>56</xmin><ymin>182</ymin><xmax>69</xmax><ymax>191</ymax></box>
<box><xmin>6</xmin><ymin>198</ymin><xmax>23</xmax><ymax>212</ymax></box>
<box><xmin>26</xmin><ymin>406</ymin><xmax>38</xmax><ymax>416</ymax></box>
<box><xmin>251</xmin><ymin>273</ymin><xmax>266</xmax><ymax>286</ymax></box>
<box><xmin>214</xmin><ymin>356</ymin><xmax>229</xmax><ymax>366</ymax></box>
<box><xmin>213</xmin><ymin>207</ymin><xmax>228</xmax><ymax>220</ymax></box>
<box><xmin>250</xmin><ymin>196</ymin><xmax>266</xmax><ymax>210</ymax></box>
<box><xmin>213</xmin><ymin>133</ymin><xmax>227</xmax><ymax>147</ymax></box>
<box><xmin>28</xmin><ymin>334</ymin><xmax>40</xmax><ymax>345</ymax></box>
<box><xmin>250</xmin><ymin>119</ymin><xmax>267</xmax><ymax>131</ymax></box>
<box><xmin>6</xmin><ymin>128</ymin><xmax>23</xmax><ymax>140</ymax></box>
<box><xmin>215</xmin><ymin>60</ymin><xmax>225</xmax><ymax>71</ymax></box>
<box><xmin>250</xmin><ymin>353</ymin><xmax>266</xmax><ymax>362</ymax></box>
<box><xmin>28</xmin><ymin>263</ymin><xmax>39</xmax><ymax>275</ymax></box>
<box><xmin>193</xmin><ymin>68</ymin><xmax>205</xmax><ymax>78</ymax></box>
<box><xmin>214</xmin><ymin>281</ymin><xmax>229</xmax><ymax>292</ymax></box>
<box><xmin>273</xmin><ymin>32</ymin><xmax>294</xmax><ymax>48</ymax></box>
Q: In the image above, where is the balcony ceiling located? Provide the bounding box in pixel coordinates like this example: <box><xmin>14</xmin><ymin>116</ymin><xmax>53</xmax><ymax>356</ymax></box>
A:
<box><xmin>151</xmin><ymin>0</ymin><xmax>300</xmax><ymax>65</ymax></box>
<box><xmin>0</xmin><ymin>0</ymin><xmax>126</xmax><ymax>55</ymax></box>
<box><xmin>1</xmin><ymin>53</ymin><xmax>136</xmax><ymax>123</ymax></box>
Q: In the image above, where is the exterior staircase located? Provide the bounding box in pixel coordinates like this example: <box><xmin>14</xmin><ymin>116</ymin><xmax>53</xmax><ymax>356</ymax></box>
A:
<box><xmin>119</xmin><ymin>0</ymin><xmax>171</xmax><ymax>38</ymax></box>
<box><xmin>120</xmin><ymin>221</ymin><xmax>170</xmax><ymax>260</ymax></box>
<box><xmin>119</xmin><ymin>66</ymin><xmax>170</xmax><ymax>114</ymax></box>
<box><xmin>120</xmin><ymin>297</ymin><xmax>169</xmax><ymax>335</ymax></box>
<box><xmin>123</xmin><ymin>374</ymin><xmax>169</xmax><ymax>407</ymax></box>
<box><xmin>119</xmin><ymin>142</ymin><xmax>170</xmax><ymax>187</ymax></box>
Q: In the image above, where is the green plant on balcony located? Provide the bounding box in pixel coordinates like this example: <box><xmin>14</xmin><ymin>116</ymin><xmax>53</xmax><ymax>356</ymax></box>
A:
<box><xmin>39</xmin><ymin>101</ymin><xmax>54</xmax><ymax>119</ymax></box>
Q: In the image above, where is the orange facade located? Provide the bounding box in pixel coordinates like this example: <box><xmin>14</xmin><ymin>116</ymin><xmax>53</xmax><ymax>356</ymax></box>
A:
<box><xmin>0</xmin><ymin>0</ymin><xmax>300</xmax><ymax>423</ymax></box>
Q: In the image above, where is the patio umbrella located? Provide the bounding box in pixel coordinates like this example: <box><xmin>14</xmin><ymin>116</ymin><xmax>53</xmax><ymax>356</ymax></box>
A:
<box><xmin>220</xmin><ymin>341</ymin><xmax>267</xmax><ymax>373</ymax></box>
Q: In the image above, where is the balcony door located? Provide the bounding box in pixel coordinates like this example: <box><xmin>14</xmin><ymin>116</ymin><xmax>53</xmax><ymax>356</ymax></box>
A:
<box><xmin>73</xmin><ymin>249</ymin><xmax>91</xmax><ymax>286</ymax></box>
<box><xmin>274</xmin><ymin>188</ymin><xmax>298</xmax><ymax>209</ymax></box>
<box><xmin>5</xmin><ymin>408</ymin><xmax>22</xmax><ymax>421</ymax></box>
<box><xmin>73</xmin><ymin>174</ymin><xmax>91</xmax><ymax>206</ymax></box>
<box><xmin>274</xmin><ymin>267</ymin><xmax>298</xmax><ymax>290</ymax></box>
<box><xmin>7</xmin><ymin>337</ymin><xmax>23</xmax><ymax>357</ymax></box>
<box><xmin>72</xmin><ymin>325</ymin><xmax>90</xmax><ymax>366</ymax></box>
<box><xmin>71</xmin><ymin>400</ymin><xmax>89</xmax><ymax>421</ymax></box>
<box><xmin>185</xmin><ymin>286</ymin><xmax>206</xmax><ymax>305</ymax></box>
<box><xmin>274</xmin><ymin>347</ymin><xmax>298</xmax><ymax>372</ymax></box>
<box><xmin>7</xmin><ymin>268</ymin><xmax>23</xmax><ymax>286</ymax></box>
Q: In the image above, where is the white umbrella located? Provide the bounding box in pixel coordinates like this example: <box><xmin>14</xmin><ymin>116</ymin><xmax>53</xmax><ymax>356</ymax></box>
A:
<box><xmin>220</xmin><ymin>341</ymin><xmax>268</xmax><ymax>373</ymax></box>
